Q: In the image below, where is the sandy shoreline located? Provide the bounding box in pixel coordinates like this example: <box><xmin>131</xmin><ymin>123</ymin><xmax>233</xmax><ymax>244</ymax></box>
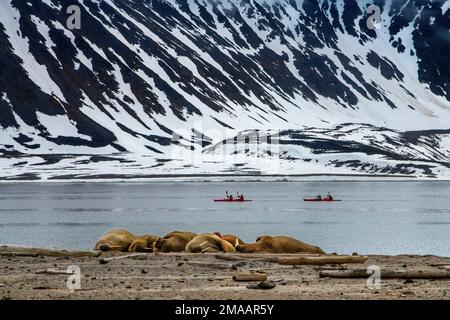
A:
<box><xmin>1</xmin><ymin>252</ymin><xmax>449</xmax><ymax>300</ymax></box>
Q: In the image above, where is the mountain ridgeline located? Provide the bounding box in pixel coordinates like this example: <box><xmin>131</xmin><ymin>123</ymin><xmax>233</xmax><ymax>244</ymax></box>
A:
<box><xmin>0</xmin><ymin>0</ymin><xmax>449</xmax><ymax>179</ymax></box>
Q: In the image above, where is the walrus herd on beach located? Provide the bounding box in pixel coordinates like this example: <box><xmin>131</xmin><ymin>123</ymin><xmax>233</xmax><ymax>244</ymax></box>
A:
<box><xmin>94</xmin><ymin>229</ymin><xmax>325</xmax><ymax>254</ymax></box>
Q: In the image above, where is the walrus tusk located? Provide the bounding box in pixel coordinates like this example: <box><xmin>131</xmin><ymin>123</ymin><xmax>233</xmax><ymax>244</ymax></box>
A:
<box><xmin>201</xmin><ymin>246</ymin><xmax>213</xmax><ymax>253</ymax></box>
<box><xmin>199</xmin><ymin>241</ymin><xmax>209</xmax><ymax>247</ymax></box>
<box><xmin>198</xmin><ymin>241</ymin><xmax>209</xmax><ymax>252</ymax></box>
<box><xmin>235</xmin><ymin>239</ymin><xmax>239</xmax><ymax>247</ymax></box>
<box><xmin>198</xmin><ymin>240</ymin><xmax>214</xmax><ymax>253</ymax></box>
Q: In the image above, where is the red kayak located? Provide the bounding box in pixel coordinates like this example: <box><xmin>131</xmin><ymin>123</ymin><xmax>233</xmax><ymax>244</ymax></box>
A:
<box><xmin>214</xmin><ymin>199</ymin><xmax>252</xmax><ymax>202</ymax></box>
<box><xmin>304</xmin><ymin>198</ymin><xmax>341</xmax><ymax>202</ymax></box>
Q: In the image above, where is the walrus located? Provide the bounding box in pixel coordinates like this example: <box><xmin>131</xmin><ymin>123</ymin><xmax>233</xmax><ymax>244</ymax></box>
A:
<box><xmin>128</xmin><ymin>234</ymin><xmax>160</xmax><ymax>252</ymax></box>
<box><xmin>213</xmin><ymin>232</ymin><xmax>245</xmax><ymax>247</ymax></box>
<box><xmin>236</xmin><ymin>236</ymin><xmax>325</xmax><ymax>254</ymax></box>
<box><xmin>94</xmin><ymin>229</ymin><xmax>137</xmax><ymax>252</ymax></box>
<box><xmin>153</xmin><ymin>231</ymin><xmax>197</xmax><ymax>252</ymax></box>
<box><xmin>186</xmin><ymin>233</ymin><xmax>237</xmax><ymax>253</ymax></box>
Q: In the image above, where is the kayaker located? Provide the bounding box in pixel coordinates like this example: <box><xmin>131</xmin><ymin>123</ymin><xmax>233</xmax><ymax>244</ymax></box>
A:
<box><xmin>327</xmin><ymin>192</ymin><xmax>333</xmax><ymax>200</ymax></box>
<box><xmin>316</xmin><ymin>195</ymin><xmax>322</xmax><ymax>200</ymax></box>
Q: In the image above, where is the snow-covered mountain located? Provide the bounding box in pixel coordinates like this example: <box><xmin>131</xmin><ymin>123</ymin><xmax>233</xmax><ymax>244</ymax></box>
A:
<box><xmin>0</xmin><ymin>0</ymin><xmax>449</xmax><ymax>179</ymax></box>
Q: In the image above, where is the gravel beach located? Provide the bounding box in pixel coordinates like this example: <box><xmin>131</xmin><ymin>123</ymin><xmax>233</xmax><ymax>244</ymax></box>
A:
<box><xmin>1</xmin><ymin>252</ymin><xmax>449</xmax><ymax>300</ymax></box>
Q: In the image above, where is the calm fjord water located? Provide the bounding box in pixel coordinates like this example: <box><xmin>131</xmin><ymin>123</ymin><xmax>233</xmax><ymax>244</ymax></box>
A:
<box><xmin>0</xmin><ymin>181</ymin><xmax>449</xmax><ymax>256</ymax></box>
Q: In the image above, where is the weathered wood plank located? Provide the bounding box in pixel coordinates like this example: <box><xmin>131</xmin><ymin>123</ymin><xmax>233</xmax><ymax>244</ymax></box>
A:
<box><xmin>278</xmin><ymin>255</ymin><xmax>368</xmax><ymax>266</ymax></box>
<box><xmin>0</xmin><ymin>245</ymin><xmax>100</xmax><ymax>258</ymax></box>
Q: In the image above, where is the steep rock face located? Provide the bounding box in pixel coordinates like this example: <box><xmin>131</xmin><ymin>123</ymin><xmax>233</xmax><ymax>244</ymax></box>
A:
<box><xmin>0</xmin><ymin>0</ymin><xmax>449</xmax><ymax>178</ymax></box>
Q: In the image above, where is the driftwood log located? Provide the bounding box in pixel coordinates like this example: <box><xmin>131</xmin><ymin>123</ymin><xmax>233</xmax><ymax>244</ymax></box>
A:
<box><xmin>35</xmin><ymin>268</ymin><xmax>75</xmax><ymax>275</ymax></box>
<box><xmin>99</xmin><ymin>253</ymin><xmax>148</xmax><ymax>264</ymax></box>
<box><xmin>278</xmin><ymin>255</ymin><xmax>368</xmax><ymax>265</ymax></box>
<box><xmin>320</xmin><ymin>268</ymin><xmax>450</xmax><ymax>279</ymax></box>
<box><xmin>142</xmin><ymin>275</ymin><xmax>230</xmax><ymax>281</ymax></box>
<box><xmin>215</xmin><ymin>254</ymin><xmax>278</xmax><ymax>263</ymax></box>
<box><xmin>215</xmin><ymin>253</ymin><xmax>331</xmax><ymax>263</ymax></box>
<box><xmin>0</xmin><ymin>245</ymin><xmax>100</xmax><ymax>258</ymax></box>
<box><xmin>185</xmin><ymin>261</ymin><xmax>245</xmax><ymax>270</ymax></box>
<box><xmin>233</xmin><ymin>272</ymin><xmax>268</xmax><ymax>282</ymax></box>
<box><xmin>214</xmin><ymin>254</ymin><xmax>248</xmax><ymax>262</ymax></box>
<box><xmin>430</xmin><ymin>263</ymin><xmax>450</xmax><ymax>268</ymax></box>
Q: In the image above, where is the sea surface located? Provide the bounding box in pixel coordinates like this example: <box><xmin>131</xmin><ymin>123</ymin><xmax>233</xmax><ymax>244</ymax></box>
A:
<box><xmin>0</xmin><ymin>181</ymin><xmax>449</xmax><ymax>256</ymax></box>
